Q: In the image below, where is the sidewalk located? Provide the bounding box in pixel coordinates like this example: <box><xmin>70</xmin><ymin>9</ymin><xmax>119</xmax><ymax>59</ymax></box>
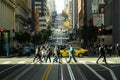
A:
<box><xmin>0</xmin><ymin>54</ymin><xmax>17</xmax><ymax>58</ymax></box>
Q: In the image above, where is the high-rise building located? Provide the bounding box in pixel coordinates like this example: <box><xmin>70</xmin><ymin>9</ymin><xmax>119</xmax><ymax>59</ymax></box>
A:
<box><xmin>78</xmin><ymin>0</ymin><xmax>84</xmax><ymax>28</ymax></box>
<box><xmin>104</xmin><ymin>0</ymin><xmax>120</xmax><ymax>44</ymax></box>
<box><xmin>47</xmin><ymin>0</ymin><xmax>56</xmax><ymax>16</ymax></box>
<box><xmin>33</xmin><ymin>0</ymin><xmax>48</xmax><ymax>34</ymax></box>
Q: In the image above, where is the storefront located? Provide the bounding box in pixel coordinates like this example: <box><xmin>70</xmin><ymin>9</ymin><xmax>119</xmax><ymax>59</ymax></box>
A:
<box><xmin>0</xmin><ymin>29</ymin><xmax>10</xmax><ymax>56</ymax></box>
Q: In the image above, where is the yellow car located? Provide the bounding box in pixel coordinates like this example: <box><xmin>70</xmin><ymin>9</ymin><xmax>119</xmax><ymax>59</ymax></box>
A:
<box><xmin>60</xmin><ymin>47</ymin><xmax>88</xmax><ymax>57</ymax></box>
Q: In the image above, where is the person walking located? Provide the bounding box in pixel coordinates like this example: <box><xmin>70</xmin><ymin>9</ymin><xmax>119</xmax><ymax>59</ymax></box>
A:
<box><xmin>46</xmin><ymin>46</ymin><xmax>52</xmax><ymax>62</ymax></box>
<box><xmin>33</xmin><ymin>45</ymin><xmax>42</xmax><ymax>62</ymax></box>
<box><xmin>96</xmin><ymin>45</ymin><xmax>107</xmax><ymax>64</ymax></box>
<box><xmin>53</xmin><ymin>45</ymin><xmax>61</xmax><ymax>63</ymax></box>
<box><xmin>117</xmin><ymin>44</ymin><xmax>120</xmax><ymax>57</ymax></box>
<box><xmin>67</xmin><ymin>45</ymin><xmax>77</xmax><ymax>63</ymax></box>
<box><xmin>41</xmin><ymin>46</ymin><xmax>46</xmax><ymax>62</ymax></box>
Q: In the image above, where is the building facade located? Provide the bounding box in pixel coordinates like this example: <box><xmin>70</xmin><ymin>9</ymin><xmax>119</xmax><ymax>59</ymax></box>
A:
<box><xmin>15</xmin><ymin>0</ymin><xmax>32</xmax><ymax>32</ymax></box>
<box><xmin>108</xmin><ymin>0</ymin><xmax>120</xmax><ymax>44</ymax></box>
<box><xmin>78</xmin><ymin>0</ymin><xmax>84</xmax><ymax>28</ymax></box>
<box><xmin>47</xmin><ymin>0</ymin><xmax>56</xmax><ymax>16</ymax></box>
<box><xmin>83</xmin><ymin>0</ymin><xmax>120</xmax><ymax>45</ymax></box>
<box><xmin>0</xmin><ymin>0</ymin><xmax>15</xmax><ymax>30</ymax></box>
<box><xmin>33</xmin><ymin>0</ymin><xmax>48</xmax><ymax>34</ymax></box>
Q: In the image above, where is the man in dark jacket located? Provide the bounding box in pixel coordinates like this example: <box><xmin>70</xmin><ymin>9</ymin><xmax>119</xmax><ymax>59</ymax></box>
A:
<box><xmin>96</xmin><ymin>45</ymin><xmax>107</xmax><ymax>64</ymax></box>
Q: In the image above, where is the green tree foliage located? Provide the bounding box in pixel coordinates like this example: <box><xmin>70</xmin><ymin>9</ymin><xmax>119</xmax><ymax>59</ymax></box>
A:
<box><xmin>31</xmin><ymin>33</ymin><xmax>41</xmax><ymax>44</ymax></box>
<box><xmin>81</xmin><ymin>26</ymin><xmax>98</xmax><ymax>46</ymax></box>
<box><xmin>47</xmin><ymin>20</ymin><xmax>54</xmax><ymax>28</ymax></box>
<box><xmin>62</xmin><ymin>10</ymin><xmax>68</xmax><ymax>21</ymax></box>
<box><xmin>52</xmin><ymin>11</ymin><xmax>57</xmax><ymax>22</ymax></box>
<box><xmin>15</xmin><ymin>29</ymin><xmax>52</xmax><ymax>45</ymax></box>
<box><xmin>15</xmin><ymin>32</ymin><xmax>30</xmax><ymax>43</ymax></box>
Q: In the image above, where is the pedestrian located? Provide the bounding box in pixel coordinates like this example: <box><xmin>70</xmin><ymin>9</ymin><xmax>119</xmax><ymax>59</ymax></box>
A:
<box><xmin>41</xmin><ymin>46</ymin><xmax>46</xmax><ymax>62</ymax></box>
<box><xmin>96</xmin><ymin>45</ymin><xmax>107</xmax><ymax>64</ymax></box>
<box><xmin>33</xmin><ymin>45</ymin><xmax>42</xmax><ymax>62</ymax></box>
<box><xmin>67</xmin><ymin>45</ymin><xmax>77</xmax><ymax>63</ymax></box>
<box><xmin>53</xmin><ymin>45</ymin><xmax>61</xmax><ymax>63</ymax></box>
<box><xmin>46</xmin><ymin>46</ymin><xmax>52</xmax><ymax>62</ymax></box>
<box><xmin>117</xmin><ymin>44</ymin><xmax>120</xmax><ymax>57</ymax></box>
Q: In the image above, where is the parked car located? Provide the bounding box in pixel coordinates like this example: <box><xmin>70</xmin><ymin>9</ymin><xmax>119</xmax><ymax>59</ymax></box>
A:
<box><xmin>60</xmin><ymin>47</ymin><xmax>88</xmax><ymax>57</ymax></box>
<box><xmin>22</xmin><ymin>45</ymin><xmax>31</xmax><ymax>56</ymax></box>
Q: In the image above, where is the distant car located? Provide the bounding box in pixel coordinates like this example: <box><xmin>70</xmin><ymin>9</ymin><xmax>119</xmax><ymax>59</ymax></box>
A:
<box><xmin>22</xmin><ymin>45</ymin><xmax>31</xmax><ymax>56</ymax></box>
<box><xmin>60</xmin><ymin>47</ymin><xmax>88</xmax><ymax>57</ymax></box>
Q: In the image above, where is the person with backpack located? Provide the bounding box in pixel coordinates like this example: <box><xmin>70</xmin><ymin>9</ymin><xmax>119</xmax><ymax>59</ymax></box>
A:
<box><xmin>33</xmin><ymin>45</ymin><xmax>42</xmax><ymax>62</ymax></box>
<box><xmin>67</xmin><ymin>45</ymin><xmax>77</xmax><ymax>63</ymax></box>
<box><xmin>96</xmin><ymin>45</ymin><xmax>107</xmax><ymax>64</ymax></box>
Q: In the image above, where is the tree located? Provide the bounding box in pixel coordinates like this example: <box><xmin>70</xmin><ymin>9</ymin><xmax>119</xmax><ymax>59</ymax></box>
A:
<box><xmin>52</xmin><ymin>11</ymin><xmax>57</xmax><ymax>22</ymax></box>
<box><xmin>63</xmin><ymin>19</ymin><xmax>69</xmax><ymax>28</ymax></box>
<box><xmin>62</xmin><ymin>10</ymin><xmax>68</xmax><ymax>21</ymax></box>
<box><xmin>47</xmin><ymin>20</ymin><xmax>54</xmax><ymax>28</ymax></box>
<box><xmin>15</xmin><ymin>32</ymin><xmax>30</xmax><ymax>43</ymax></box>
<box><xmin>81</xmin><ymin>26</ymin><xmax>98</xmax><ymax>47</ymax></box>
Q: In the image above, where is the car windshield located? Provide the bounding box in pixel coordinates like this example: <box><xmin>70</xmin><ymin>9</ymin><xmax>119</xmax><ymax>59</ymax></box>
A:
<box><xmin>64</xmin><ymin>47</ymin><xmax>81</xmax><ymax>50</ymax></box>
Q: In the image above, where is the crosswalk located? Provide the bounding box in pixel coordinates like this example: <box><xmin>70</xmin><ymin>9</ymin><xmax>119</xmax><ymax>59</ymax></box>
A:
<box><xmin>1</xmin><ymin>61</ymin><xmax>27</xmax><ymax>64</ymax></box>
<box><xmin>0</xmin><ymin>58</ymin><xmax>120</xmax><ymax>64</ymax></box>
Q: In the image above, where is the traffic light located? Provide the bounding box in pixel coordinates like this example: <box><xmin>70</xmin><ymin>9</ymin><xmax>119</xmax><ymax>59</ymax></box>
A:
<box><xmin>0</xmin><ymin>29</ymin><xmax>4</xmax><ymax>32</ymax></box>
<box><xmin>98</xmin><ymin>27</ymin><xmax>103</xmax><ymax>35</ymax></box>
<box><xmin>98</xmin><ymin>27</ymin><xmax>103</xmax><ymax>32</ymax></box>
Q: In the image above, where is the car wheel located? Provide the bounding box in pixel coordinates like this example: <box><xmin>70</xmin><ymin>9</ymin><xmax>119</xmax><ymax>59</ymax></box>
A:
<box><xmin>78</xmin><ymin>54</ymin><xmax>83</xmax><ymax>58</ymax></box>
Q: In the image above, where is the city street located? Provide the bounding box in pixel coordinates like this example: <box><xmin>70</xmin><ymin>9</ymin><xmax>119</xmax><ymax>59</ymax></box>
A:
<box><xmin>0</xmin><ymin>56</ymin><xmax>120</xmax><ymax>80</ymax></box>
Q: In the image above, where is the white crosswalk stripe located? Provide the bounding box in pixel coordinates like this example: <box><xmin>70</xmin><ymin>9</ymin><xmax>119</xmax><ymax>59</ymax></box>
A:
<box><xmin>17</xmin><ymin>61</ymin><xmax>26</xmax><ymax>64</ymax></box>
<box><xmin>1</xmin><ymin>61</ymin><xmax>11</xmax><ymax>64</ymax></box>
<box><xmin>0</xmin><ymin>58</ymin><xmax>119</xmax><ymax>64</ymax></box>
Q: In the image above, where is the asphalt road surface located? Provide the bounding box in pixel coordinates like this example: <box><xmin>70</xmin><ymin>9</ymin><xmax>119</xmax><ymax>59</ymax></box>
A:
<box><xmin>0</xmin><ymin>57</ymin><xmax>120</xmax><ymax>80</ymax></box>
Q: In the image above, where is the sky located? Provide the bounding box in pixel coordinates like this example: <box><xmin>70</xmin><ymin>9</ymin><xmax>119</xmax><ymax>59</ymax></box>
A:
<box><xmin>55</xmin><ymin>0</ymin><xmax>64</xmax><ymax>14</ymax></box>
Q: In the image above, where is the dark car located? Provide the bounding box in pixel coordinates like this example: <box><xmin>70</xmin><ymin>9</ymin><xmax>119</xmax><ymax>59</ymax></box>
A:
<box><xmin>22</xmin><ymin>45</ymin><xmax>31</xmax><ymax>56</ymax></box>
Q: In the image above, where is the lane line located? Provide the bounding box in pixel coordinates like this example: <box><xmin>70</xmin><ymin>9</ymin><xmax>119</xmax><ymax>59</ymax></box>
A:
<box><xmin>65</xmin><ymin>58</ymin><xmax>75</xmax><ymax>80</ymax></box>
<box><xmin>0</xmin><ymin>64</ymin><xmax>18</xmax><ymax>74</ymax></box>
<box><xmin>41</xmin><ymin>65</ymin><xmax>53</xmax><ymax>80</ymax></box>
<box><xmin>79</xmin><ymin>61</ymin><xmax>105</xmax><ymax>80</ymax></box>
<box><xmin>73</xmin><ymin>61</ymin><xmax>88</xmax><ymax>80</ymax></box>
<box><xmin>61</xmin><ymin>64</ymin><xmax>64</xmax><ymax>80</ymax></box>
<box><xmin>0</xmin><ymin>61</ymin><xmax>32</xmax><ymax>74</ymax></box>
<box><xmin>13</xmin><ymin>65</ymin><xmax>34</xmax><ymax>80</ymax></box>
<box><xmin>44</xmin><ymin>65</ymin><xmax>52</xmax><ymax>80</ymax></box>
<box><xmin>67</xmin><ymin>63</ymin><xmax>75</xmax><ymax>80</ymax></box>
<box><xmin>99</xmin><ymin>65</ymin><xmax>118</xmax><ymax>80</ymax></box>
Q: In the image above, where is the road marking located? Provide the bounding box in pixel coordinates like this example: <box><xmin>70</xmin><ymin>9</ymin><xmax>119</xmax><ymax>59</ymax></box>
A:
<box><xmin>13</xmin><ymin>65</ymin><xmax>34</xmax><ymax>80</ymax></box>
<box><xmin>1</xmin><ymin>61</ymin><xmax>11</xmax><ymax>64</ymax></box>
<box><xmin>107</xmin><ymin>61</ymin><xmax>114</xmax><ymax>63</ymax></box>
<box><xmin>79</xmin><ymin>61</ymin><xmax>105</xmax><ymax>80</ymax></box>
<box><xmin>67</xmin><ymin>64</ymin><xmax>75</xmax><ymax>80</ymax></box>
<box><xmin>90</xmin><ymin>61</ymin><xmax>96</xmax><ymax>63</ymax></box>
<box><xmin>17</xmin><ymin>61</ymin><xmax>26</xmax><ymax>64</ymax></box>
<box><xmin>79</xmin><ymin>61</ymin><xmax>86</xmax><ymax>63</ymax></box>
<box><xmin>111</xmin><ymin>65</ymin><xmax>120</xmax><ymax>67</ymax></box>
<box><xmin>41</xmin><ymin>65</ymin><xmax>53</xmax><ymax>80</ymax></box>
<box><xmin>90</xmin><ymin>60</ymin><xmax>115</xmax><ymax>64</ymax></box>
<box><xmin>0</xmin><ymin>64</ymin><xmax>18</xmax><ymax>74</ymax></box>
<box><xmin>99</xmin><ymin>65</ymin><xmax>118</xmax><ymax>80</ymax></box>
<box><xmin>61</xmin><ymin>64</ymin><xmax>64</xmax><ymax>80</ymax></box>
<box><xmin>62</xmin><ymin>58</ymin><xmax>67</xmax><ymax>64</ymax></box>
